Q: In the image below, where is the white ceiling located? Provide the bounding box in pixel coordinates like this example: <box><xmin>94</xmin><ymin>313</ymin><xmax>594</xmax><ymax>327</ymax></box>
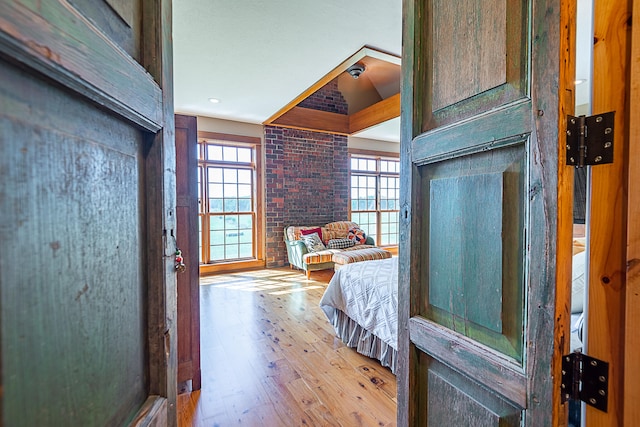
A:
<box><xmin>172</xmin><ymin>0</ymin><xmax>403</xmax><ymax>143</ymax></box>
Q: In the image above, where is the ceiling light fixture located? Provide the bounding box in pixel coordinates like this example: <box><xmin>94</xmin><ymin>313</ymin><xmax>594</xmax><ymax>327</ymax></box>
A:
<box><xmin>347</xmin><ymin>63</ymin><xmax>366</xmax><ymax>79</ymax></box>
<box><xmin>208</xmin><ymin>98</ymin><xmax>220</xmax><ymax>103</ymax></box>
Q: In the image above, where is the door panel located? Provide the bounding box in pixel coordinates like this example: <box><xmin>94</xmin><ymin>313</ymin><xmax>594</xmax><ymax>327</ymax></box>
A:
<box><xmin>0</xmin><ymin>58</ymin><xmax>147</xmax><ymax>426</ymax></box>
<box><xmin>425</xmin><ymin>0</ymin><xmax>529</xmax><ymax>128</ymax></box>
<box><xmin>400</xmin><ymin>0</ymin><xmax>567</xmax><ymax>424</ymax></box>
<box><xmin>422</xmin><ymin>143</ymin><xmax>525</xmax><ymax>361</ymax></box>
<box><xmin>0</xmin><ymin>1</ymin><xmax>175</xmax><ymax>425</ymax></box>
<box><xmin>424</xmin><ymin>359</ymin><xmax>521</xmax><ymax>426</ymax></box>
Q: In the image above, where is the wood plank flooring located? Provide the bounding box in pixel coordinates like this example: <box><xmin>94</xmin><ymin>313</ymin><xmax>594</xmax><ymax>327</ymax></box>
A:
<box><xmin>177</xmin><ymin>268</ymin><xmax>397</xmax><ymax>426</ymax></box>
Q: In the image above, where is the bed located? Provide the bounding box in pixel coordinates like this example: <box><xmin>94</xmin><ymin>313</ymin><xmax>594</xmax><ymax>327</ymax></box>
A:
<box><xmin>319</xmin><ymin>257</ymin><xmax>398</xmax><ymax>373</ymax></box>
<box><xmin>319</xmin><ymin>243</ymin><xmax>586</xmax><ymax>375</ymax></box>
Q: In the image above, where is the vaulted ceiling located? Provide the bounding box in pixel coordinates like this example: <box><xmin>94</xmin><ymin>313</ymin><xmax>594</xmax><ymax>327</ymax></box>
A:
<box><xmin>172</xmin><ymin>1</ymin><xmax>403</xmax><ymax>143</ymax></box>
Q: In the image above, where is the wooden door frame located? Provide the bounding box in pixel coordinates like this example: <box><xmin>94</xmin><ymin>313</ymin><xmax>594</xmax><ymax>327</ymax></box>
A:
<box><xmin>140</xmin><ymin>0</ymin><xmax>178</xmax><ymax>424</ymax></box>
<box><xmin>0</xmin><ymin>1</ymin><xmax>177</xmax><ymax>425</ymax></box>
<box><xmin>624</xmin><ymin>0</ymin><xmax>640</xmax><ymax>424</ymax></box>
<box><xmin>586</xmin><ymin>0</ymin><xmax>633</xmax><ymax>425</ymax></box>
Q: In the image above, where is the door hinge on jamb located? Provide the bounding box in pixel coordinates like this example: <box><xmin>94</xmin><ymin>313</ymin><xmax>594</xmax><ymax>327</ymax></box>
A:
<box><xmin>561</xmin><ymin>351</ymin><xmax>609</xmax><ymax>412</ymax></box>
<box><xmin>566</xmin><ymin>111</ymin><xmax>615</xmax><ymax>167</ymax></box>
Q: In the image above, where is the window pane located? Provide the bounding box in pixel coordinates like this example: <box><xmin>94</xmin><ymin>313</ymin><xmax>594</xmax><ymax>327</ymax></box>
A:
<box><xmin>239</xmin><ymin>244</ymin><xmax>252</xmax><ymax>258</ymax></box>
<box><xmin>207</xmin><ymin>145</ymin><xmax>223</xmax><ymax>161</ymax></box>
<box><xmin>225</xmin><ymin>244</ymin><xmax>239</xmax><ymax>259</ymax></box>
<box><xmin>238</xmin><ymin>169</ymin><xmax>251</xmax><ymax>184</ymax></box>
<box><xmin>237</xmin><ymin>148</ymin><xmax>251</xmax><ymax>163</ymax></box>
<box><xmin>209</xmin><ymin>198</ymin><xmax>223</xmax><ymax>212</ymax></box>
<box><xmin>210</xmin><ymin>215</ymin><xmax>225</xmax><ymax>230</ymax></box>
<box><xmin>238</xmin><ymin>184</ymin><xmax>251</xmax><ymax>198</ymax></box>
<box><xmin>208</xmin><ymin>167</ymin><xmax>223</xmax><ymax>183</ymax></box>
<box><xmin>238</xmin><ymin>199</ymin><xmax>251</xmax><ymax>212</ymax></box>
<box><xmin>210</xmin><ymin>245</ymin><xmax>224</xmax><ymax>261</ymax></box>
<box><xmin>223</xmin><ymin>146</ymin><xmax>237</xmax><ymax>162</ymax></box>
<box><xmin>209</xmin><ymin>183</ymin><xmax>223</xmax><ymax>196</ymax></box>
<box><xmin>238</xmin><ymin>214</ymin><xmax>253</xmax><ymax>229</ymax></box>
<box><xmin>223</xmin><ymin>183</ymin><xmax>238</xmax><ymax>198</ymax></box>
<box><xmin>223</xmin><ymin>168</ymin><xmax>237</xmax><ymax>183</ymax></box>
<box><xmin>239</xmin><ymin>232</ymin><xmax>251</xmax><ymax>244</ymax></box>
<box><xmin>224</xmin><ymin>199</ymin><xmax>238</xmax><ymax>212</ymax></box>
<box><xmin>209</xmin><ymin>230</ymin><xmax>224</xmax><ymax>244</ymax></box>
<box><xmin>225</xmin><ymin>214</ymin><xmax>239</xmax><ymax>227</ymax></box>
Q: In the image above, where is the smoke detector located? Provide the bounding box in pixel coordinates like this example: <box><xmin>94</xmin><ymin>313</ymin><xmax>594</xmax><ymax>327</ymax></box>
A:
<box><xmin>347</xmin><ymin>63</ymin><xmax>366</xmax><ymax>79</ymax></box>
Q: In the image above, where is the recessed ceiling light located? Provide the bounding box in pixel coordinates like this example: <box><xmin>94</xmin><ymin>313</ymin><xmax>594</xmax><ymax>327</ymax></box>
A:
<box><xmin>574</xmin><ymin>79</ymin><xmax>587</xmax><ymax>85</ymax></box>
<box><xmin>208</xmin><ymin>98</ymin><xmax>220</xmax><ymax>104</ymax></box>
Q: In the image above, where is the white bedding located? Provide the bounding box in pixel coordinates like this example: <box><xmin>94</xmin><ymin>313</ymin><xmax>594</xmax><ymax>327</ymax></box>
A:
<box><xmin>319</xmin><ymin>257</ymin><xmax>398</xmax><ymax>351</ymax></box>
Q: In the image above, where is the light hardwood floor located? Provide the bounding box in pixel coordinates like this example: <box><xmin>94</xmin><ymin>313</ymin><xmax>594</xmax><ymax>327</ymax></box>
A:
<box><xmin>177</xmin><ymin>268</ymin><xmax>397</xmax><ymax>426</ymax></box>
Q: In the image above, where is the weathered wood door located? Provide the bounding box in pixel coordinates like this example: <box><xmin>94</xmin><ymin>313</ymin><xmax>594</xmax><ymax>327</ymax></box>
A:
<box><xmin>0</xmin><ymin>1</ymin><xmax>176</xmax><ymax>425</ymax></box>
<box><xmin>175</xmin><ymin>114</ymin><xmax>201</xmax><ymax>390</ymax></box>
<box><xmin>398</xmin><ymin>0</ymin><xmax>572</xmax><ymax>425</ymax></box>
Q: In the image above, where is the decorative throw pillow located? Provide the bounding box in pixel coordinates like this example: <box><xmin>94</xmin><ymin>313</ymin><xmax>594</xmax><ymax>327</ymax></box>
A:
<box><xmin>300</xmin><ymin>227</ymin><xmax>323</xmax><ymax>242</ymax></box>
<box><xmin>347</xmin><ymin>227</ymin><xmax>367</xmax><ymax>245</ymax></box>
<box><xmin>301</xmin><ymin>232</ymin><xmax>326</xmax><ymax>252</ymax></box>
<box><xmin>327</xmin><ymin>238</ymin><xmax>356</xmax><ymax>249</ymax></box>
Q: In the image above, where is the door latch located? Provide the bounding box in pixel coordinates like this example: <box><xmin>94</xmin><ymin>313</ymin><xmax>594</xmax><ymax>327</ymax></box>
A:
<box><xmin>561</xmin><ymin>351</ymin><xmax>609</xmax><ymax>412</ymax></box>
<box><xmin>566</xmin><ymin>111</ymin><xmax>615</xmax><ymax>167</ymax></box>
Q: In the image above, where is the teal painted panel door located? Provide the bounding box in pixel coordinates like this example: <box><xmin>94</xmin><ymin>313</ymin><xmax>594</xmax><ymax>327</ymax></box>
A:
<box><xmin>0</xmin><ymin>1</ymin><xmax>173</xmax><ymax>425</ymax></box>
<box><xmin>399</xmin><ymin>0</ymin><xmax>565</xmax><ymax>425</ymax></box>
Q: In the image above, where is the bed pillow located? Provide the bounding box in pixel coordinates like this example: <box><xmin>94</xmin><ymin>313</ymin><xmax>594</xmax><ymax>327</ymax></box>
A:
<box><xmin>300</xmin><ymin>227</ymin><xmax>323</xmax><ymax>242</ymax></box>
<box><xmin>347</xmin><ymin>227</ymin><xmax>367</xmax><ymax>245</ymax></box>
<box><xmin>301</xmin><ymin>232</ymin><xmax>326</xmax><ymax>252</ymax></box>
<box><xmin>327</xmin><ymin>238</ymin><xmax>355</xmax><ymax>249</ymax></box>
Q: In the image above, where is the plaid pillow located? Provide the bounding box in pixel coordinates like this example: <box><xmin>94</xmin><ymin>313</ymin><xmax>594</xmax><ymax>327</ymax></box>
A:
<box><xmin>327</xmin><ymin>238</ymin><xmax>355</xmax><ymax>249</ymax></box>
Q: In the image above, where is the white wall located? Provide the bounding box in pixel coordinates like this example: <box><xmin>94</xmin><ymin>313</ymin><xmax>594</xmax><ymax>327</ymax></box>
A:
<box><xmin>196</xmin><ymin>116</ymin><xmax>263</xmax><ymax>139</ymax></box>
<box><xmin>348</xmin><ymin>136</ymin><xmax>400</xmax><ymax>154</ymax></box>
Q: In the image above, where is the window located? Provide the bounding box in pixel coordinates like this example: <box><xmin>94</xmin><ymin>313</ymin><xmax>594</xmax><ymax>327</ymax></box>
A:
<box><xmin>198</xmin><ymin>133</ymin><xmax>263</xmax><ymax>271</ymax></box>
<box><xmin>349</xmin><ymin>154</ymin><xmax>400</xmax><ymax>246</ymax></box>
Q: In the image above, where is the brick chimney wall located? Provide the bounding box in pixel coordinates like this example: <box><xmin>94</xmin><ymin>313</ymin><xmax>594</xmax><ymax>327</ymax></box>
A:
<box><xmin>263</xmin><ymin>79</ymin><xmax>350</xmax><ymax>268</ymax></box>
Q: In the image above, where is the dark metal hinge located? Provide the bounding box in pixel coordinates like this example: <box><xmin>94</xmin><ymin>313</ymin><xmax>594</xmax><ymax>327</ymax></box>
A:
<box><xmin>566</xmin><ymin>111</ymin><xmax>615</xmax><ymax>167</ymax></box>
<box><xmin>561</xmin><ymin>352</ymin><xmax>609</xmax><ymax>412</ymax></box>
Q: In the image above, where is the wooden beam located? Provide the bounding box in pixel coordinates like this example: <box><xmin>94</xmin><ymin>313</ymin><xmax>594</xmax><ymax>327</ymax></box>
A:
<box><xmin>624</xmin><ymin>0</ymin><xmax>640</xmax><ymax>424</ymax></box>
<box><xmin>349</xmin><ymin>93</ymin><xmax>400</xmax><ymax>134</ymax></box>
<box><xmin>264</xmin><ymin>46</ymin><xmax>400</xmax><ymax>125</ymax></box>
<box><xmin>271</xmin><ymin>106</ymin><xmax>350</xmax><ymax>135</ymax></box>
